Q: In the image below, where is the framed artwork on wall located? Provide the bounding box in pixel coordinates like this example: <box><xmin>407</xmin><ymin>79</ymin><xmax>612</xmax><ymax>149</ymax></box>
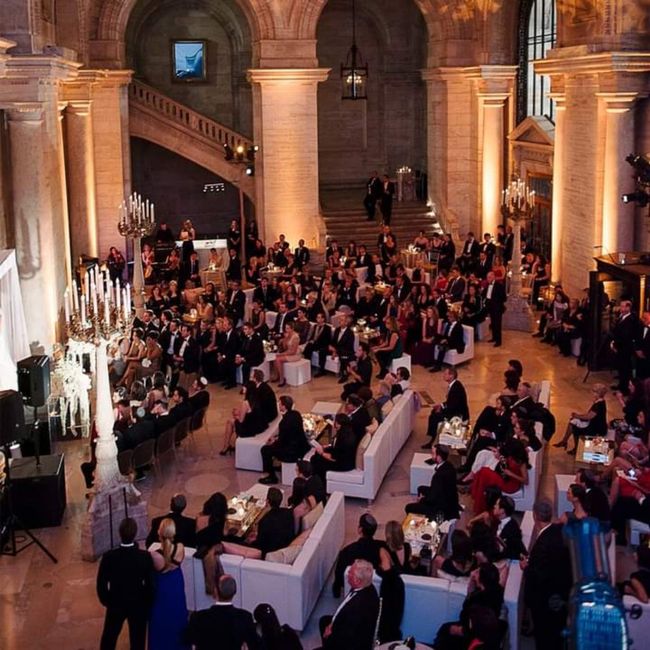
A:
<box><xmin>171</xmin><ymin>40</ymin><xmax>207</xmax><ymax>83</ymax></box>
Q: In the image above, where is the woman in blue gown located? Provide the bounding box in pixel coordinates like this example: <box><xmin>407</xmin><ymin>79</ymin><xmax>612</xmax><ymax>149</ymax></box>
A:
<box><xmin>148</xmin><ymin>519</ymin><xmax>189</xmax><ymax>650</ymax></box>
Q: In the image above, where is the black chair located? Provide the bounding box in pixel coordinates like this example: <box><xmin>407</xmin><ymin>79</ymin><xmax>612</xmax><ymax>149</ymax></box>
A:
<box><xmin>117</xmin><ymin>449</ymin><xmax>134</xmax><ymax>477</ymax></box>
<box><xmin>155</xmin><ymin>428</ymin><xmax>176</xmax><ymax>468</ymax></box>
<box><xmin>174</xmin><ymin>417</ymin><xmax>191</xmax><ymax>448</ymax></box>
<box><xmin>132</xmin><ymin>439</ymin><xmax>156</xmax><ymax>478</ymax></box>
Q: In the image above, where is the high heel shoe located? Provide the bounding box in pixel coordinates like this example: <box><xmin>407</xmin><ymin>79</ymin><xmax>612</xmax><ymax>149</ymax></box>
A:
<box><xmin>277</xmin><ymin>380</ymin><xmax>287</xmax><ymax>388</ymax></box>
<box><xmin>219</xmin><ymin>446</ymin><xmax>235</xmax><ymax>456</ymax></box>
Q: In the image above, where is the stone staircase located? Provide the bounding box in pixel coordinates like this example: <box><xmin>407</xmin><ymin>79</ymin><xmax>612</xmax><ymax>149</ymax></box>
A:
<box><xmin>321</xmin><ymin>191</ymin><xmax>439</xmax><ymax>251</ymax></box>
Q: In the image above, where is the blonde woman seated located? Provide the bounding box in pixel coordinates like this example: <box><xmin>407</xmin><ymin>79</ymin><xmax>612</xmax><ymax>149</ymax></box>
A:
<box><xmin>116</xmin><ymin>328</ymin><xmax>146</xmax><ymax>388</ymax></box>
<box><xmin>148</xmin><ymin>518</ymin><xmax>188</xmax><ymax>650</ymax></box>
<box><xmin>273</xmin><ymin>322</ymin><xmax>301</xmax><ymax>388</ymax></box>
<box><xmin>219</xmin><ymin>381</ymin><xmax>266</xmax><ymax>455</ymax></box>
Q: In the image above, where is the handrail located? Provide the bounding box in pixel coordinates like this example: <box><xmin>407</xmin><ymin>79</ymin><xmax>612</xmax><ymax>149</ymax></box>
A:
<box><xmin>129</xmin><ymin>79</ymin><xmax>252</xmax><ymax>150</ymax></box>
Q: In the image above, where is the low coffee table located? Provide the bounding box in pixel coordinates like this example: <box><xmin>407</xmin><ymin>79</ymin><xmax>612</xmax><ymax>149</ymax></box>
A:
<box><xmin>401</xmin><ymin>514</ymin><xmax>444</xmax><ymax>573</ymax></box>
<box><xmin>225</xmin><ymin>485</ymin><xmax>272</xmax><ymax>539</ymax></box>
<box><xmin>575</xmin><ymin>437</ymin><xmax>614</xmax><ymax>468</ymax></box>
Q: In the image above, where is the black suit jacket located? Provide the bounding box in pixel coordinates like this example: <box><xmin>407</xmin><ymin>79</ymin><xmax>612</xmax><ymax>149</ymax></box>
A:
<box><xmin>185</xmin><ymin>604</ymin><xmax>260</xmax><ymax>650</ymax></box>
<box><xmin>255</xmin><ymin>507</ymin><xmax>295</xmax><ymax>557</ymax></box>
<box><xmin>484</xmin><ymin>281</ymin><xmax>507</xmax><ymax>314</ymax></box>
<box><xmin>420</xmin><ymin>460</ymin><xmax>460</xmax><ymax>521</ymax></box>
<box><xmin>443</xmin><ymin>379</ymin><xmax>470</xmax><ymax>421</ymax></box>
<box><xmin>276</xmin><ymin>409</ymin><xmax>309</xmax><ymax>458</ymax></box>
<box><xmin>325</xmin><ymin>585</ymin><xmax>380</xmax><ymax>650</ymax></box>
<box><xmin>146</xmin><ymin>512</ymin><xmax>197</xmax><ymax>548</ymax></box>
<box><xmin>497</xmin><ymin>518</ymin><xmax>527</xmax><ymax>560</ymax></box>
<box><xmin>524</xmin><ymin>523</ymin><xmax>572</xmax><ymax>609</ymax></box>
<box><xmin>612</xmin><ymin>313</ymin><xmax>641</xmax><ymax>356</ymax></box>
<box><xmin>333</xmin><ymin>537</ymin><xmax>385</xmax><ymax>597</ymax></box>
<box><xmin>294</xmin><ymin>246</ymin><xmax>310</xmax><ymax>267</ymax></box>
<box><xmin>181</xmin><ymin>336</ymin><xmax>201</xmax><ymax>374</ymax></box>
<box><xmin>96</xmin><ymin>544</ymin><xmax>155</xmax><ymax>611</ymax></box>
<box><xmin>349</xmin><ymin>406</ymin><xmax>372</xmax><ymax>442</ymax></box>
<box><xmin>308</xmin><ymin>323</ymin><xmax>332</xmax><ymax>349</ymax></box>
<box><xmin>273</xmin><ymin>311</ymin><xmax>295</xmax><ymax>337</ymax></box>
<box><xmin>240</xmin><ymin>332</ymin><xmax>265</xmax><ymax>367</ymax></box>
<box><xmin>332</xmin><ymin>326</ymin><xmax>355</xmax><ymax>359</ymax></box>
<box><xmin>461</xmin><ymin>239</ymin><xmax>480</xmax><ymax>258</ymax></box>
<box><xmin>255</xmin><ymin>381</ymin><xmax>278</xmax><ymax>424</ymax></box>
<box><xmin>442</xmin><ymin>321</ymin><xmax>465</xmax><ymax>353</ymax></box>
<box><xmin>225</xmin><ymin>288</ymin><xmax>246</xmax><ymax>323</ymax></box>
<box><xmin>218</xmin><ymin>329</ymin><xmax>241</xmax><ymax>360</ymax></box>
<box><xmin>253</xmin><ymin>285</ymin><xmax>278</xmax><ymax>311</ymax></box>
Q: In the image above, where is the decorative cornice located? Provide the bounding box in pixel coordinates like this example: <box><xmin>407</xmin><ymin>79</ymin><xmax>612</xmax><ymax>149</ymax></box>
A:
<box><xmin>247</xmin><ymin>68</ymin><xmax>330</xmax><ymax>84</ymax></box>
<box><xmin>422</xmin><ymin>65</ymin><xmax>518</xmax><ymax>82</ymax></box>
<box><xmin>5</xmin><ymin>55</ymin><xmax>82</xmax><ymax>83</ymax></box>
<box><xmin>535</xmin><ymin>52</ymin><xmax>650</xmax><ymax>76</ymax></box>
<box><xmin>596</xmin><ymin>91</ymin><xmax>643</xmax><ymax>113</ymax></box>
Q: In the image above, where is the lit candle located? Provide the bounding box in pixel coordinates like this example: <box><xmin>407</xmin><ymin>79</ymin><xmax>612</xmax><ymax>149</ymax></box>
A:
<box><xmin>80</xmin><ymin>295</ymin><xmax>87</xmax><ymax>325</ymax></box>
<box><xmin>91</xmin><ymin>282</ymin><xmax>98</xmax><ymax>316</ymax></box>
<box><xmin>64</xmin><ymin>289</ymin><xmax>70</xmax><ymax>324</ymax></box>
<box><xmin>84</xmin><ymin>270</ymin><xmax>90</xmax><ymax>303</ymax></box>
<box><xmin>115</xmin><ymin>279</ymin><xmax>121</xmax><ymax>312</ymax></box>
<box><xmin>104</xmin><ymin>295</ymin><xmax>110</xmax><ymax>326</ymax></box>
<box><xmin>72</xmin><ymin>279</ymin><xmax>79</xmax><ymax>311</ymax></box>
<box><xmin>126</xmin><ymin>283</ymin><xmax>131</xmax><ymax>314</ymax></box>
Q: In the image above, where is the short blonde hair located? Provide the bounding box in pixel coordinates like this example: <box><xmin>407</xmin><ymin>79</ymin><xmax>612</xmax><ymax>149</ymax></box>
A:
<box><xmin>592</xmin><ymin>383</ymin><xmax>608</xmax><ymax>398</ymax></box>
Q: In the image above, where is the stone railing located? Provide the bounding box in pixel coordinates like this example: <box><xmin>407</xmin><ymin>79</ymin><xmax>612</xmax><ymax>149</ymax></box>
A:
<box><xmin>129</xmin><ymin>80</ymin><xmax>252</xmax><ymax>150</ymax></box>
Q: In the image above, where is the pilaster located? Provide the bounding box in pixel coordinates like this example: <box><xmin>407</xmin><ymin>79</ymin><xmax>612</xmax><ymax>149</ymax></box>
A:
<box><xmin>248</xmin><ymin>67</ymin><xmax>330</xmax><ymax>249</ymax></box>
<box><xmin>549</xmin><ymin>94</ymin><xmax>566</xmax><ymax>283</ymax></box>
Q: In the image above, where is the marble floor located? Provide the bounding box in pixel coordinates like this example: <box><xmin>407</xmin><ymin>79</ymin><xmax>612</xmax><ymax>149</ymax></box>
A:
<box><xmin>0</xmin><ymin>331</ymin><xmax>634</xmax><ymax>649</ymax></box>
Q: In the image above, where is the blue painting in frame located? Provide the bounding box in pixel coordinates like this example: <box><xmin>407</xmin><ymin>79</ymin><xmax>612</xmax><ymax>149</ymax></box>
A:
<box><xmin>171</xmin><ymin>40</ymin><xmax>207</xmax><ymax>83</ymax></box>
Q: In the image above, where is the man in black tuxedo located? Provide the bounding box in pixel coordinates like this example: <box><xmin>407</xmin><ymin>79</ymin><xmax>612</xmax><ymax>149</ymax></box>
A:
<box><xmin>216</xmin><ymin>317</ymin><xmax>241</xmax><ymax>389</ymax></box>
<box><xmin>320</xmin><ymin>559</ymin><xmax>380</xmax><ymax>650</ymax></box>
<box><xmin>425</xmin><ymin>366</ymin><xmax>469</xmax><ymax>444</ymax></box>
<box><xmin>117</xmin><ymin>408</ymin><xmax>155</xmax><ymax>453</ymax></box>
<box><xmin>259</xmin><ymin>395</ymin><xmax>308</xmax><ymax>484</ymax></box>
<box><xmin>405</xmin><ymin>444</ymin><xmax>460</xmax><ymax>521</ymax></box>
<box><xmin>356</xmin><ymin>244</ymin><xmax>373</xmax><ymax>271</ymax></box>
<box><xmin>341</xmin><ymin>343</ymin><xmax>373</xmax><ymax>399</ymax></box>
<box><xmin>97</xmin><ymin>518</ymin><xmax>154</xmax><ymax>650</ymax></box>
<box><xmin>251</xmin><ymin>487</ymin><xmax>295</xmax><ymax>557</ymax></box>
<box><xmin>394</xmin><ymin>275</ymin><xmax>410</xmax><ymax>303</ymax></box>
<box><xmin>303</xmin><ymin>312</ymin><xmax>332</xmax><ymax>377</ymax></box>
<box><xmin>483</xmin><ymin>271</ymin><xmax>507</xmax><ymax>347</ymax></box>
<box><xmin>610</xmin><ymin>299</ymin><xmax>640</xmax><ymax>394</ymax></box>
<box><xmin>445</xmin><ymin>267</ymin><xmax>466</xmax><ymax>301</ymax></box>
<box><xmin>576</xmin><ymin>468</ymin><xmax>611</xmax><ymax>524</ymax></box>
<box><xmin>175</xmin><ymin>323</ymin><xmax>201</xmax><ymax>390</ymax></box>
<box><xmin>380</xmin><ymin>174</ymin><xmax>395</xmax><ymax>225</ymax></box>
<box><xmin>225</xmin><ymin>279</ymin><xmax>246</xmax><ymax>325</ymax></box>
<box><xmin>456</xmin><ymin>231</ymin><xmax>480</xmax><ymax>274</ymax></box>
<box><xmin>133</xmin><ymin>309</ymin><xmax>159</xmax><ymax>335</ymax></box>
<box><xmin>520</xmin><ymin>499</ymin><xmax>572</xmax><ymax>649</ymax></box>
<box><xmin>431</xmin><ymin>288</ymin><xmax>448</xmax><ymax>320</ymax></box>
<box><xmin>494</xmin><ymin>495</ymin><xmax>527</xmax><ymax>560</ymax></box>
<box><xmin>225</xmin><ymin>248</ymin><xmax>242</xmax><ymax>282</ymax></box>
<box><xmin>169</xmin><ymin>386</ymin><xmax>193</xmax><ymax>424</ymax></box>
<box><xmin>336</xmin><ymin>276</ymin><xmax>358</xmax><ymax>311</ymax></box>
<box><xmin>185</xmin><ymin>574</ymin><xmax>260</xmax><ymax>650</ymax></box>
<box><xmin>635</xmin><ymin>310</ymin><xmax>650</xmax><ymax>379</ymax></box>
<box><xmin>235</xmin><ymin>322</ymin><xmax>264</xmax><ymax>384</ymax></box>
<box><xmin>329</xmin><ymin>314</ymin><xmax>356</xmax><ymax>382</ymax></box>
<box><xmin>364</xmin><ymin>170</ymin><xmax>383</xmax><ymax>220</ymax></box>
<box><xmin>475</xmin><ymin>251</ymin><xmax>492</xmax><ymax>279</ymax></box>
<box><xmin>272</xmin><ymin>301</ymin><xmax>294</xmax><ymax>339</ymax></box>
<box><xmin>252</xmin><ymin>277</ymin><xmax>278</xmax><ymax>310</ymax></box>
<box><xmin>294</xmin><ymin>238</ymin><xmax>310</xmax><ymax>268</ymax></box>
<box><xmin>145</xmin><ymin>494</ymin><xmax>196</xmax><ymax>548</ymax></box>
<box><xmin>252</xmin><ymin>369</ymin><xmax>278</xmax><ymax>424</ymax></box>
<box><xmin>332</xmin><ymin>514</ymin><xmax>383</xmax><ymax>597</ymax></box>
<box><xmin>160</xmin><ymin>318</ymin><xmax>181</xmax><ymax>373</ymax></box>
<box><xmin>479</xmin><ymin>232</ymin><xmax>496</xmax><ymax>265</ymax></box>
<box><xmin>429</xmin><ymin>311</ymin><xmax>465</xmax><ymax>372</ymax></box>
<box><xmin>147</xmin><ymin>400</ymin><xmax>176</xmax><ymax>438</ymax></box>
<box><xmin>345</xmin><ymin>393</ymin><xmax>372</xmax><ymax>442</ymax></box>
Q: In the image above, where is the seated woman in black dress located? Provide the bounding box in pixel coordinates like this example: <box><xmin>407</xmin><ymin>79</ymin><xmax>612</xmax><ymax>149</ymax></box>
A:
<box><xmin>311</xmin><ymin>413</ymin><xmax>358</xmax><ymax>483</ymax></box>
<box><xmin>219</xmin><ymin>381</ymin><xmax>267</xmax><ymax>454</ymax></box>
<box><xmin>432</xmin><ymin>562</ymin><xmax>504</xmax><ymax>650</ymax></box>
<box><xmin>553</xmin><ymin>382</ymin><xmax>608</xmax><ymax>455</ymax></box>
<box><xmin>461</xmin><ymin>283</ymin><xmax>484</xmax><ymax>330</ymax></box>
<box><xmin>435</xmin><ymin>529</ymin><xmax>474</xmax><ymax>578</ymax></box>
<box><xmin>251</xmin><ymin>300</ymin><xmax>269</xmax><ymax>340</ymax></box>
<box><xmin>622</xmin><ymin>544</ymin><xmax>650</xmax><ymax>603</ymax></box>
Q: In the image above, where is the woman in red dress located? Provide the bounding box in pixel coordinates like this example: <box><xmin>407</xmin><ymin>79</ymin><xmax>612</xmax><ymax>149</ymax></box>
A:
<box><xmin>471</xmin><ymin>440</ymin><xmax>529</xmax><ymax>513</ymax></box>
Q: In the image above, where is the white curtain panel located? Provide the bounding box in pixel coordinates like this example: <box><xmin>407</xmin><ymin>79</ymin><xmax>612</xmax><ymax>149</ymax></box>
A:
<box><xmin>0</xmin><ymin>249</ymin><xmax>30</xmax><ymax>364</ymax></box>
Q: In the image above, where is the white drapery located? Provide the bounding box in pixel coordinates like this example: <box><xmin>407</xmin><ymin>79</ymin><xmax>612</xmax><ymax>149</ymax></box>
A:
<box><xmin>0</xmin><ymin>250</ymin><xmax>30</xmax><ymax>391</ymax></box>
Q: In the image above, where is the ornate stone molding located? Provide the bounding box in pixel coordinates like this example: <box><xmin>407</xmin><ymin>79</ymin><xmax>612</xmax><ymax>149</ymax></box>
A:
<box><xmin>595</xmin><ymin>91</ymin><xmax>643</xmax><ymax>112</ymax></box>
<box><xmin>247</xmin><ymin>68</ymin><xmax>330</xmax><ymax>85</ymax></box>
<box><xmin>4</xmin><ymin>55</ymin><xmax>82</xmax><ymax>84</ymax></box>
<box><xmin>5</xmin><ymin>103</ymin><xmax>44</xmax><ymax>121</ymax></box>
<box><xmin>535</xmin><ymin>52</ymin><xmax>650</xmax><ymax>76</ymax></box>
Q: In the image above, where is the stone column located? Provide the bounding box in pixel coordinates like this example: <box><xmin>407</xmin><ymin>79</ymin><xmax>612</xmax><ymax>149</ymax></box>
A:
<box><xmin>248</xmin><ymin>68</ymin><xmax>329</xmax><ymax>249</ymax></box>
<box><xmin>8</xmin><ymin>106</ymin><xmax>60</xmax><ymax>351</ymax></box>
<box><xmin>65</xmin><ymin>100</ymin><xmax>98</xmax><ymax>261</ymax></box>
<box><xmin>480</xmin><ymin>93</ymin><xmax>509</xmax><ymax>236</ymax></box>
<box><xmin>598</xmin><ymin>92</ymin><xmax>639</xmax><ymax>255</ymax></box>
<box><xmin>550</xmin><ymin>94</ymin><xmax>566</xmax><ymax>283</ymax></box>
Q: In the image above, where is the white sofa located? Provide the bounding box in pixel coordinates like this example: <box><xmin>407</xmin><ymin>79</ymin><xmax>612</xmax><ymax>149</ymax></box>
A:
<box><xmin>326</xmin><ymin>390</ymin><xmax>416</xmax><ymax>500</ymax></box>
<box><xmin>437</xmin><ymin>324</ymin><xmax>475</xmax><ymax>366</ymax></box>
<box><xmin>235</xmin><ymin>416</ymin><xmax>281</xmax><ymax>471</ymax></box>
<box><xmin>536</xmin><ymin>379</ymin><xmax>551</xmax><ymax>409</ymax></box>
<box><xmin>344</xmin><ymin>560</ymin><xmax>523</xmax><ymax>650</ymax></box>
<box><xmin>238</xmin><ymin>491</ymin><xmax>345</xmax><ymax>630</ymax></box>
<box><xmin>510</xmin><ymin>448</ymin><xmax>542</xmax><ymax>512</ymax></box>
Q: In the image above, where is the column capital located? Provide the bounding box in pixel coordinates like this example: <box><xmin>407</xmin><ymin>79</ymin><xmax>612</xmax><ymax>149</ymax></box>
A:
<box><xmin>478</xmin><ymin>93</ymin><xmax>510</xmax><ymax>107</ymax></box>
<box><xmin>66</xmin><ymin>100</ymin><xmax>93</xmax><ymax>116</ymax></box>
<box><xmin>6</xmin><ymin>103</ymin><xmax>44</xmax><ymax>122</ymax></box>
<box><xmin>247</xmin><ymin>68</ymin><xmax>330</xmax><ymax>85</ymax></box>
<box><xmin>548</xmin><ymin>93</ymin><xmax>567</xmax><ymax>109</ymax></box>
<box><xmin>596</xmin><ymin>91</ymin><xmax>642</xmax><ymax>112</ymax></box>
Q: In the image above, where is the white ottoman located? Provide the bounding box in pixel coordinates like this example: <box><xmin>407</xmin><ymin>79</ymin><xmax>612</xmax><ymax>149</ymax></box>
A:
<box><xmin>390</xmin><ymin>353</ymin><xmax>412</xmax><ymax>375</ymax></box>
<box><xmin>285</xmin><ymin>359</ymin><xmax>311</xmax><ymax>386</ymax></box>
<box><xmin>555</xmin><ymin>473</ymin><xmax>574</xmax><ymax>517</ymax></box>
<box><xmin>236</xmin><ymin>359</ymin><xmax>271</xmax><ymax>385</ymax></box>
<box><xmin>571</xmin><ymin>337</ymin><xmax>582</xmax><ymax>357</ymax></box>
<box><xmin>410</xmin><ymin>452</ymin><xmax>435</xmax><ymax>494</ymax></box>
<box><xmin>630</xmin><ymin>519</ymin><xmax>650</xmax><ymax>546</ymax></box>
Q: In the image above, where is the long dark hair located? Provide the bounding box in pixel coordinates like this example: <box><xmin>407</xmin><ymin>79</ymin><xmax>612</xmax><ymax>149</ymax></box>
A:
<box><xmin>202</xmin><ymin>492</ymin><xmax>227</xmax><ymax>527</ymax></box>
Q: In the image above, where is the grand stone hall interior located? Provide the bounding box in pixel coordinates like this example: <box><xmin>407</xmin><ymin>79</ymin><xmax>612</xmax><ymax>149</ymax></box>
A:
<box><xmin>1</xmin><ymin>1</ymin><xmax>650</xmax><ymax>649</ymax></box>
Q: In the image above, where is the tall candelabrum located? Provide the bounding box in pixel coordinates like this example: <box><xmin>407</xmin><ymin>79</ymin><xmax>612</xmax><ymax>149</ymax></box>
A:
<box><xmin>118</xmin><ymin>191</ymin><xmax>156</xmax><ymax>318</ymax></box>
<box><xmin>501</xmin><ymin>177</ymin><xmax>536</xmax><ymax>331</ymax></box>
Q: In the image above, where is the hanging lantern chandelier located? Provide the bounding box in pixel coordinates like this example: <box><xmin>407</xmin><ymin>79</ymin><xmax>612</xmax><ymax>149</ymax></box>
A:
<box><xmin>340</xmin><ymin>0</ymin><xmax>368</xmax><ymax>100</ymax></box>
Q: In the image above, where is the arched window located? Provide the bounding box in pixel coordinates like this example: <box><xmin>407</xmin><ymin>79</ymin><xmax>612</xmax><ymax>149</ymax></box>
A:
<box><xmin>516</xmin><ymin>0</ymin><xmax>557</xmax><ymax>124</ymax></box>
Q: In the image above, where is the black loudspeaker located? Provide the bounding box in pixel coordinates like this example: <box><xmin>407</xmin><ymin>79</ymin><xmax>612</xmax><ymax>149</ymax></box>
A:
<box><xmin>9</xmin><ymin>454</ymin><xmax>66</xmax><ymax>528</ymax></box>
<box><xmin>17</xmin><ymin>355</ymin><xmax>51</xmax><ymax>407</ymax></box>
<box><xmin>0</xmin><ymin>389</ymin><xmax>25</xmax><ymax>446</ymax></box>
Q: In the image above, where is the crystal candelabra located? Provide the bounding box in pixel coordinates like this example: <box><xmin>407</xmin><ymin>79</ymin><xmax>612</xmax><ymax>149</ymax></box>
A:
<box><xmin>118</xmin><ymin>191</ymin><xmax>156</xmax><ymax>318</ymax></box>
<box><xmin>64</xmin><ymin>266</ymin><xmax>132</xmax><ymax>343</ymax></box>
<box><xmin>501</xmin><ymin>177</ymin><xmax>536</xmax><ymax>331</ymax></box>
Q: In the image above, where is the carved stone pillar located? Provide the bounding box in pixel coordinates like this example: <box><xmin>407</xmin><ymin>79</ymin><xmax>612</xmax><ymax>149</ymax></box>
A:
<box><xmin>598</xmin><ymin>92</ymin><xmax>639</xmax><ymax>255</ymax></box>
<box><xmin>248</xmin><ymin>68</ymin><xmax>329</xmax><ymax>249</ymax></box>
<box><xmin>480</xmin><ymin>93</ymin><xmax>509</xmax><ymax>236</ymax></box>
<box><xmin>65</xmin><ymin>100</ymin><xmax>98</xmax><ymax>261</ymax></box>
<box><xmin>550</xmin><ymin>94</ymin><xmax>566</xmax><ymax>283</ymax></box>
